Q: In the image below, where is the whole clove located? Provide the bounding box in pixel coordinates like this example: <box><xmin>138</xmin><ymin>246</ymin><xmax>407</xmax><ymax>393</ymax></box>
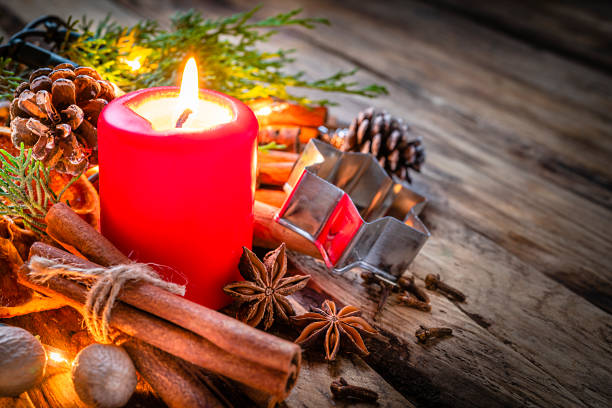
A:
<box><xmin>360</xmin><ymin>270</ymin><xmax>379</xmax><ymax>286</ymax></box>
<box><xmin>400</xmin><ymin>293</ymin><xmax>431</xmax><ymax>312</ymax></box>
<box><xmin>360</xmin><ymin>271</ymin><xmax>393</xmax><ymax>318</ymax></box>
<box><xmin>424</xmin><ymin>274</ymin><xmax>466</xmax><ymax>302</ymax></box>
<box><xmin>330</xmin><ymin>377</ymin><xmax>378</xmax><ymax>404</ymax></box>
<box><xmin>398</xmin><ymin>274</ymin><xmax>430</xmax><ymax>303</ymax></box>
<box><xmin>415</xmin><ymin>325</ymin><xmax>453</xmax><ymax>343</ymax></box>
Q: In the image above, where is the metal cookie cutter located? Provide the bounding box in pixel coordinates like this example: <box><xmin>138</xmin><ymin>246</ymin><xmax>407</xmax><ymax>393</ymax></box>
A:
<box><xmin>276</xmin><ymin>139</ymin><xmax>430</xmax><ymax>285</ymax></box>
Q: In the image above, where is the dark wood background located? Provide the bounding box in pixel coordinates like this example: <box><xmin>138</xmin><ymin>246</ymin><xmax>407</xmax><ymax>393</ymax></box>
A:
<box><xmin>0</xmin><ymin>1</ymin><xmax>611</xmax><ymax>407</ymax></box>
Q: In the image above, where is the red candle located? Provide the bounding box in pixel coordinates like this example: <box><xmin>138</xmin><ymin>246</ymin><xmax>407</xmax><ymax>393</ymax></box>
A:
<box><xmin>97</xmin><ymin>58</ymin><xmax>258</xmax><ymax>309</ymax></box>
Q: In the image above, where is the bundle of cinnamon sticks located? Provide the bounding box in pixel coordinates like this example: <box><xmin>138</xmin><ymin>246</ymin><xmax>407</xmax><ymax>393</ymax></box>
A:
<box><xmin>19</xmin><ymin>203</ymin><xmax>301</xmax><ymax>404</ymax></box>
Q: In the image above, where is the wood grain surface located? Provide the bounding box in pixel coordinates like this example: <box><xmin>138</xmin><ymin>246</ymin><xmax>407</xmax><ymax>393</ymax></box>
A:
<box><xmin>1</xmin><ymin>0</ymin><xmax>611</xmax><ymax>407</ymax></box>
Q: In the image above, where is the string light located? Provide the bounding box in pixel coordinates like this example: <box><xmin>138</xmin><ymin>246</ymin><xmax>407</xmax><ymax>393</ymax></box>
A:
<box><xmin>122</xmin><ymin>57</ymin><xmax>142</xmax><ymax>72</ymax></box>
<box><xmin>42</xmin><ymin>344</ymin><xmax>72</xmax><ymax>372</ymax></box>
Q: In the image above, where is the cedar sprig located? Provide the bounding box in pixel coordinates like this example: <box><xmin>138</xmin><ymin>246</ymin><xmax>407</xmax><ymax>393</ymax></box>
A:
<box><xmin>56</xmin><ymin>7</ymin><xmax>387</xmax><ymax>106</ymax></box>
<box><xmin>0</xmin><ymin>145</ymin><xmax>82</xmax><ymax>235</ymax></box>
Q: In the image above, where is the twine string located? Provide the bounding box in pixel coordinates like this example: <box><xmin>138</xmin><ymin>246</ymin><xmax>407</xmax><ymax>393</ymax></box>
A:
<box><xmin>27</xmin><ymin>255</ymin><xmax>186</xmax><ymax>344</ymax></box>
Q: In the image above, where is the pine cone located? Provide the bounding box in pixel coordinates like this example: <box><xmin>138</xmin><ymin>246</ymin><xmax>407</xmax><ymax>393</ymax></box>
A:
<box><xmin>9</xmin><ymin>63</ymin><xmax>115</xmax><ymax>175</ymax></box>
<box><xmin>319</xmin><ymin>107</ymin><xmax>425</xmax><ymax>182</ymax></box>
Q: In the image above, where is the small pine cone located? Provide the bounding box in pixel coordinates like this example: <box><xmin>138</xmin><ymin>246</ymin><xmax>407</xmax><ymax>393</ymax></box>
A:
<box><xmin>319</xmin><ymin>107</ymin><xmax>425</xmax><ymax>183</ymax></box>
<box><xmin>9</xmin><ymin>64</ymin><xmax>115</xmax><ymax>175</ymax></box>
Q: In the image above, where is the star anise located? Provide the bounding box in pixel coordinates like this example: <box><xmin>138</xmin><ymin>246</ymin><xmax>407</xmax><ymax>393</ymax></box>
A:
<box><xmin>292</xmin><ymin>300</ymin><xmax>378</xmax><ymax>361</ymax></box>
<box><xmin>223</xmin><ymin>243</ymin><xmax>310</xmax><ymax>330</ymax></box>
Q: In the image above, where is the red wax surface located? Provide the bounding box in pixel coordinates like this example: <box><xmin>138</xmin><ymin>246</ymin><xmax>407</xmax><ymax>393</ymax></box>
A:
<box><xmin>98</xmin><ymin>87</ymin><xmax>258</xmax><ymax>309</ymax></box>
<box><xmin>315</xmin><ymin>193</ymin><xmax>363</xmax><ymax>267</ymax></box>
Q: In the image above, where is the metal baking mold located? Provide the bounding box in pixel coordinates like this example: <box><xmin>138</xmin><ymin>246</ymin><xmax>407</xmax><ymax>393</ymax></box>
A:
<box><xmin>276</xmin><ymin>139</ymin><xmax>430</xmax><ymax>284</ymax></box>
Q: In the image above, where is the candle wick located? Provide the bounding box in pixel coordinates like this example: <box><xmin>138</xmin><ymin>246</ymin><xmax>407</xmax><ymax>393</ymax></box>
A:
<box><xmin>175</xmin><ymin>109</ymin><xmax>193</xmax><ymax>128</ymax></box>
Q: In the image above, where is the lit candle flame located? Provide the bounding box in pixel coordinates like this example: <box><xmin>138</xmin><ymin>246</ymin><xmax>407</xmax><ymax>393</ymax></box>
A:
<box><xmin>175</xmin><ymin>57</ymin><xmax>200</xmax><ymax>126</ymax></box>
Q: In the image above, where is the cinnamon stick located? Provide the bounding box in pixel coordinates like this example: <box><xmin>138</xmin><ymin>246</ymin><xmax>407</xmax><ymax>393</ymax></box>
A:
<box><xmin>255</xmin><ymin>189</ymin><xmax>287</xmax><ymax>209</ymax></box>
<box><xmin>258</xmin><ymin>150</ymin><xmax>299</xmax><ymax>164</ymax></box>
<box><xmin>258</xmin><ymin>161</ymin><xmax>293</xmax><ymax>186</ymax></box>
<box><xmin>20</xmin><ymin>247</ymin><xmax>298</xmax><ymax>400</ymax></box>
<box><xmin>257</xmin><ymin>149</ymin><xmax>298</xmax><ymax>186</ymax></box>
<box><xmin>253</xmin><ymin>200</ymin><xmax>321</xmax><ymax>259</ymax></box>
<box><xmin>123</xmin><ymin>339</ymin><xmax>226</xmax><ymax>408</ymax></box>
<box><xmin>46</xmin><ymin>202</ymin><xmax>126</xmax><ymax>266</ymax></box>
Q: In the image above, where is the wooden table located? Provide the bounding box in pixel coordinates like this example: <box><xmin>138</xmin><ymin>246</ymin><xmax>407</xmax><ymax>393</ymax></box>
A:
<box><xmin>1</xmin><ymin>1</ymin><xmax>611</xmax><ymax>407</ymax></box>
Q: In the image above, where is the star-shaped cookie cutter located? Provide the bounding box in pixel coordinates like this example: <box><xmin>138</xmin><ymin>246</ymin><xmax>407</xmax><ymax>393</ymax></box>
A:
<box><xmin>275</xmin><ymin>139</ymin><xmax>430</xmax><ymax>285</ymax></box>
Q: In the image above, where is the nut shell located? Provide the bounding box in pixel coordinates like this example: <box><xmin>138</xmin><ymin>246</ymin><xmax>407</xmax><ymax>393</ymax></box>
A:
<box><xmin>71</xmin><ymin>344</ymin><xmax>137</xmax><ymax>408</ymax></box>
<box><xmin>0</xmin><ymin>325</ymin><xmax>46</xmax><ymax>397</ymax></box>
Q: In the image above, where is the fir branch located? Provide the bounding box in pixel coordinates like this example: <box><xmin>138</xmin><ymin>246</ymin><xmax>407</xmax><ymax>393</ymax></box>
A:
<box><xmin>0</xmin><ymin>145</ymin><xmax>82</xmax><ymax>235</ymax></box>
<box><xmin>58</xmin><ymin>8</ymin><xmax>387</xmax><ymax>106</ymax></box>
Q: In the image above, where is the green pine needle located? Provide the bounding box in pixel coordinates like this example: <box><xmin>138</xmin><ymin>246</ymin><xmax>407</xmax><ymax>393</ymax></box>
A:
<box><xmin>0</xmin><ymin>145</ymin><xmax>83</xmax><ymax>236</ymax></box>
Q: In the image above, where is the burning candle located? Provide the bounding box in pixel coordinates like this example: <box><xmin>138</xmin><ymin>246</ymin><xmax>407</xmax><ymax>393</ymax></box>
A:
<box><xmin>97</xmin><ymin>58</ymin><xmax>258</xmax><ymax>309</ymax></box>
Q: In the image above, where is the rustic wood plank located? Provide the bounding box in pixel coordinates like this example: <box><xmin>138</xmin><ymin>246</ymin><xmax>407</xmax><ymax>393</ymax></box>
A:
<box><xmin>427</xmin><ymin>0</ymin><xmax>612</xmax><ymax>73</ymax></box>
<box><xmin>289</xmin><ymin>252</ymin><xmax>606</xmax><ymax>408</ymax></box>
<box><xmin>341</xmin><ymin>0</ymin><xmax>612</xmax><ymax>120</ymax></box>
